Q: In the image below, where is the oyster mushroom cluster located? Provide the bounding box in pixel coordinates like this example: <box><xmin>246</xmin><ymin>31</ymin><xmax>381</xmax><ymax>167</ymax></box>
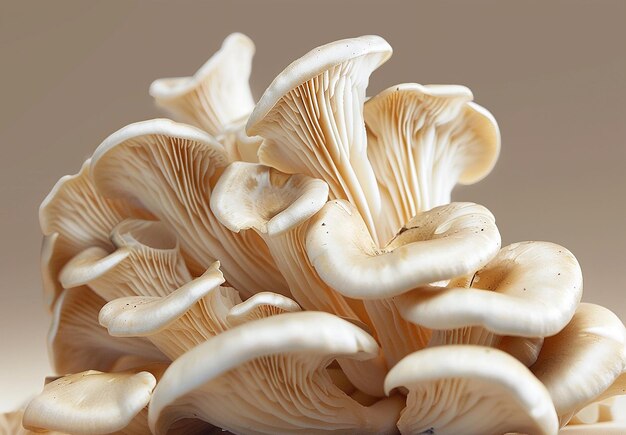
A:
<box><xmin>4</xmin><ymin>33</ymin><xmax>625</xmax><ymax>435</ymax></box>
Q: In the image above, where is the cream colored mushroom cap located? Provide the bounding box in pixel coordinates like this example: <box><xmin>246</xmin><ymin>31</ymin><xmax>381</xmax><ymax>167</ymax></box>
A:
<box><xmin>149</xmin><ymin>32</ymin><xmax>255</xmax><ymax>99</ymax></box>
<box><xmin>23</xmin><ymin>370</ymin><xmax>156</xmax><ymax>435</ymax></box>
<box><xmin>148</xmin><ymin>311</ymin><xmax>380</xmax><ymax>433</ymax></box>
<box><xmin>396</xmin><ymin>241</ymin><xmax>583</xmax><ymax>337</ymax></box>
<box><xmin>365</xmin><ymin>82</ymin><xmax>500</xmax><ymax>185</ymax></box>
<box><xmin>385</xmin><ymin>345</ymin><xmax>559</xmax><ymax>435</ymax></box>
<box><xmin>91</xmin><ymin>118</ymin><xmax>227</xmax><ymax>199</ymax></box>
<box><xmin>306</xmin><ymin>200</ymin><xmax>501</xmax><ymax>299</ymax></box>
<box><xmin>247</xmin><ymin>35</ymin><xmax>392</xmax><ymax>134</ymax></box>
<box><xmin>210</xmin><ymin>161</ymin><xmax>329</xmax><ymax>236</ymax></box>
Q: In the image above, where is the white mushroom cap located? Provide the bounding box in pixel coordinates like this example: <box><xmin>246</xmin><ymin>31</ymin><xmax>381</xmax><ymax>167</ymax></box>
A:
<box><xmin>211</xmin><ymin>161</ymin><xmax>329</xmax><ymax>237</ymax></box>
<box><xmin>226</xmin><ymin>291</ymin><xmax>301</xmax><ymax>326</ymax></box>
<box><xmin>149</xmin><ymin>311</ymin><xmax>403</xmax><ymax>435</ymax></box>
<box><xmin>532</xmin><ymin>303</ymin><xmax>626</xmax><ymax>425</ymax></box>
<box><xmin>150</xmin><ymin>33</ymin><xmax>255</xmax><ymax>136</ymax></box>
<box><xmin>48</xmin><ymin>287</ymin><xmax>167</xmax><ymax>374</ymax></box>
<box><xmin>99</xmin><ymin>261</ymin><xmax>225</xmax><ymax>336</ymax></box>
<box><xmin>384</xmin><ymin>345</ymin><xmax>558</xmax><ymax>435</ymax></box>
<box><xmin>23</xmin><ymin>370</ymin><xmax>156</xmax><ymax>435</ymax></box>
<box><xmin>306</xmin><ymin>200</ymin><xmax>501</xmax><ymax>299</ymax></box>
<box><xmin>396</xmin><ymin>241</ymin><xmax>583</xmax><ymax>337</ymax></box>
<box><xmin>90</xmin><ymin>119</ymin><xmax>289</xmax><ymax>298</ymax></box>
<box><xmin>247</xmin><ymin>35</ymin><xmax>393</xmax><ymax>242</ymax></box>
<box><xmin>364</xmin><ymin>83</ymin><xmax>500</xmax><ymax>242</ymax></box>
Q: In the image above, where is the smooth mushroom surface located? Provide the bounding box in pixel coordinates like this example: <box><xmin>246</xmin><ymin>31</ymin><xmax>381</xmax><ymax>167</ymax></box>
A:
<box><xmin>20</xmin><ymin>33</ymin><xmax>626</xmax><ymax>435</ymax></box>
<box><xmin>23</xmin><ymin>370</ymin><xmax>157</xmax><ymax>435</ymax></box>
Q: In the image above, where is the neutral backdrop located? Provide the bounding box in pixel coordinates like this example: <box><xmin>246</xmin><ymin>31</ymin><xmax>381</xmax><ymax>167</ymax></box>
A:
<box><xmin>1</xmin><ymin>0</ymin><xmax>624</xmax><ymax>411</ymax></box>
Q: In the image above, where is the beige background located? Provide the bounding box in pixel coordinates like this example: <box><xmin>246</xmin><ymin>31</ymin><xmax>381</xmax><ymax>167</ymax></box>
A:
<box><xmin>1</xmin><ymin>0</ymin><xmax>624</xmax><ymax>411</ymax></box>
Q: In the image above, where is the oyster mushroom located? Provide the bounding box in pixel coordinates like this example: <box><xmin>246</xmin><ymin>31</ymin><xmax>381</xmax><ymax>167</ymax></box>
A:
<box><xmin>90</xmin><ymin>119</ymin><xmax>289</xmax><ymax>298</ymax></box>
<box><xmin>149</xmin><ymin>33</ymin><xmax>255</xmax><ymax>137</ymax></box>
<box><xmin>210</xmin><ymin>162</ymin><xmax>386</xmax><ymax>396</ymax></box>
<box><xmin>364</xmin><ymin>84</ymin><xmax>500</xmax><ymax>242</ymax></box>
<box><xmin>247</xmin><ymin>35</ymin><xmax>392</xmax><ymax>242</ymax></box>
<box><xmin>306</xmin><ymin>200</ymin><xmax>501</xmax><ymax>300</ymax></box>
<box><xmin>385</xmin><ymin>345</ymin><xmax>559</xmax><ymax>435</ymax></box>
<box><xmin>531</xmin><ymin>303</ymin><xmax>626</xmax><ymax>425</ymax></box>
<box><xmin>23</xmin><ymin>370</ymin><xmax>157</xmax><ymax>435</ymax></box>
<box><xmin>49</xmin><ymin>287</ymin><xmax>167</xmax><ymax>374</ymax></box>
<box><xmin>149</xmin><ymin>311</ymin><xmax>404</xmax><ymax>435</ymax></box>
<box><xmin>395</xmin><ymin>241</ymin><xmax>583</xmax><ymax>337</ymax></box>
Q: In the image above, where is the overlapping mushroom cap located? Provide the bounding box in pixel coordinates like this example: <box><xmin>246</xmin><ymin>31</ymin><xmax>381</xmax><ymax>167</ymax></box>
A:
<box><xmin>12</xmin><ymin>32</ymin><xmax>626</xmax><ymax>435</ymax></box>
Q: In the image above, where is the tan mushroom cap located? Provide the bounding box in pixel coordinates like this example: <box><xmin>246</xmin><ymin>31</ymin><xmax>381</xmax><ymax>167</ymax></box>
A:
<box><xmin>149</xmin><ymin>33</ymin><xmax>255</xmax><ymax>136</ymax></box>
<box><xmin>99</xmin><ymin>261</ymin><xmax>225</xmax><ymax>337</ymax></box>
<box><xmin>532</xmin><ymin>303</ymin><xmax>626</xmax><ymax>425</ymax></box>
<box><xmin>247</xmin><ymin>35</ymin><xmax>393</xmax><ymax>242</ymax></box>
<box><xmin>306</xmin><ymin>200</ymin><xmax>501</xmax><ymax>299</ymax></box>
<box><xmin>23</xmin><ymin>370</ymin><xmax>156</xmax><ymax>435</ymax></box>
<box><xmin>364</xmin><ymin>83</ymin><xmax>500</xmax><ymax>242</ymax></box>
<box><xmin>49</xmin><ymin>287</ymin><xmax>167</xmax><ymax>374</ymax></box>
<box><xmin>149</xmin><ymin>311</ymin><xmax>404</xmax><ymax>435</ymax></box>
<box><xmin>385</xmin><ymin>345</ymin><xmax>558</xmax><ymax>435</ymax></box>
<box><xmin>0</xmin><ymin>410</ymin><xmax>64</xmax><ymax>435</ymax></box>
<box><xmin>396</xmin><ymin>241</ymin><xmax>583</xmax><ymax>337</ymax></box>
<box><xmin>211</xmin><ymin>161</ymin><xmax>329</xmax><ymax>236</ymax></box>
<box><xmin>90</xmin><ymin>118</ymin><xmax>289</xmax><ymax>298</ymax></box>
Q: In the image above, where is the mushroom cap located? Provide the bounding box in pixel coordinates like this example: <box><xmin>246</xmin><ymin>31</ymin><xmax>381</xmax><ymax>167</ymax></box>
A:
<box><xmin>149</xmin><ymin>33</ymin><xmax>255</xmax><ymax>136</ymax></box>
<box><xmin>247</xmin><ymin>35</ymin><xmax>392</xmax><ymax>131</ymax></box>
<box><xmin>148</xmin><ymin>311</ymin><xmax>401</xmax><ymax>435</ymax></box>
<box><xmin>150</xmin><ymin>33</ymin><xmax>254</xmax><ymax>99</ymax></box>
<box><xmin>210</xmin><ymin>161</ymin><xmax>329</xmax><ymax>237</ymax></box>
<box><xmin>532</xmin><ymin>303</ymin><xmax>626</xmax><ymax>425</ymax></box>
<box><xmin>92</xmin><ymin>119</ymin><xmax>228</xmax><ymax>201</ymax></box>
<box><xmin>385</xmin><ymin>345</ymin><xmax>559</xmax><ymax>435</ymax></box>
<box><xmin>396</xmin><ymin>241</ymin><xmax>583</xmax><ymax>337</ymax></box>
<box><xmin>90</xmin><ymin>118</ymin><xmax>289</xmax><ymax>298</ymax></box>
<box><xmin>23</xmin><ymin>370</ymin><xmax>156</xmax><ymax>435</ymax></box>
<box><xmin>306</xmin><ymin>200</ymin><xmax>501</xmax><ymax>299</ymax></box>
<box><xmin>48</xmin><ymin>287</ymin><xmax>167</xmax><ymax>374</ymax></box>
<box><xmin>226</xmin><ymin>291</ymin><xmax>301</xmax><ymax>326</ymax></box>
<box><xmin>365</xmin><ymin>83</ymin><xmax>500</xmax><ymax>186</ymax></box>
<box><xmin>99</xmin><ymin>262</ymin><xmax>225</xmax><ymax>337</ymax></box>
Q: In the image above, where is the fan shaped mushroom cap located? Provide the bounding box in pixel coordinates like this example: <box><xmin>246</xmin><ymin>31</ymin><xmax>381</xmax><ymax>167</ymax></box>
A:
<box><xmin>532</xmin><ymin>303</ymin><xmax>626</xmax><ymax>425</ymax></box>
<box><xmin>99</xmin><ymin>261</ymin><xmax>225</xmax><ymax>336</ymax></box>
<box><xmin>247</xmin><ymin>35</ymin><xmax>392</xmax><ymax>242</ymax></box>
<box><xmin>248</xmin><ymin>35</ymin><xmax>391</xmax><ymax>129</ymax></box>
<box><xmin>385</xmin><ymin>345</ymin><xmax>558</xmax><ymax>435</ymax></box>
<box><xmin>149</xmin><ymin>33</ymin><xmax>255</xmax><ymax>136</ymax></box>
<box><xmin>23</xmin><ymin>370</ymin><xmax>156</xmax><ymax>435</ymax></box>
<box><xmin>306</xmin><ymin>200</ymin><xmax>501</xmax><ymax>299</ymax></box>
<box><xmin>396</xmin><ymin>241</ymin><xmax>583</xmax><ymax>337</ymax></box>
<box><xmin>211</xmin><ymin>161</ymin><xmax>329</xmax><ymax>236</ymax></box>
<box><xmin>149</xmin><ymin>311</ymin><xmax>403</xmax><ymax>435</ymax></box>
<box><xmin>48</xmin><ymin>287</ymin><xmax>167</xmax><ymax>374</ymax></box>
<box><xmin>90</xmin><ymin>118</ymin><xmax>289</xmax><ymax>298</ymax></box>
<box><xmin>364</xmin><ymin>83</ymin><xmax>500</xmax><ymax>241</ymax></box>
